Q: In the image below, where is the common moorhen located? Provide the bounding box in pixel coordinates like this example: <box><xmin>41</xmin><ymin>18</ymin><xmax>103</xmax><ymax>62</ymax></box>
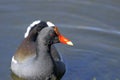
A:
<box><xmin>11</xmin><ymin>20</ymin><xmax>73</xmax><ymax>80</ymax></box>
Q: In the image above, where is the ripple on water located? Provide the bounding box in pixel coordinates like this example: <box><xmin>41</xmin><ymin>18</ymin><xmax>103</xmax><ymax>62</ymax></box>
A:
<box><xmin>59</xmin><ymin>24</ymin><xmax>120</xmax><ymax>80</ymax></box>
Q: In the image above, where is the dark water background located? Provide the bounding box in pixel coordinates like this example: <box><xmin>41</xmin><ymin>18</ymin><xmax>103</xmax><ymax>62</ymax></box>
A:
<box><xmin>0</xmin><ymin>0</ymin><xmax>120</xmax><ymax>80</ymax></box>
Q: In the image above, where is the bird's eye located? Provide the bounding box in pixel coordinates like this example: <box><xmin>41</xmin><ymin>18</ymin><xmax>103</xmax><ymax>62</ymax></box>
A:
<box><xmin>49</xmin><ymin>30</ymin><xmax>57</xmax><ymax>37</ymax></box>
<box><xmin>49</xmin><ymin>31</ymin><xmax>54</xmax><ymax>37</ymax></box>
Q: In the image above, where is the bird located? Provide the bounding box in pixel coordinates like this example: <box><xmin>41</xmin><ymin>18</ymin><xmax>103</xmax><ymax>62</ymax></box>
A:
<box><xmin>11</xmin><ymin>20</ymin><xmax>73</xmax><ymax>80</ymax></box>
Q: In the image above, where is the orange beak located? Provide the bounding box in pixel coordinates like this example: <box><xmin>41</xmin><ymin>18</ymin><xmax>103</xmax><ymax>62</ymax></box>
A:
<box><xmin>54</xmin><ymin>27</ymin><xmax>73</xmax><ymax>46</ymax></box>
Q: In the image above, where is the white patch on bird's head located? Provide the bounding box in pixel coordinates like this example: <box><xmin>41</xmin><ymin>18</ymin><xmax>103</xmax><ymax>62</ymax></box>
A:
<box><xmin>47</xmin><ymin>21</ymin><xmax>55</xmax><ymax>27</ymax></box>
<box><xmin>24</xmin><ymin>20</ymin><xmax>41</xmax><ymax>38</ymax></box>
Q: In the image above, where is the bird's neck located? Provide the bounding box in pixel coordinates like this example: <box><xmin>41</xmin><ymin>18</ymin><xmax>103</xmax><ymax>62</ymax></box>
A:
<box><xmin>36</xmin><ymin>39</ymin><xmax>54</xmax><ymax>71</ymax></box>
<box><xmin>36</xmin><ymin>39</ymin><xmax>51</xmax><ymax>58</ymax></box>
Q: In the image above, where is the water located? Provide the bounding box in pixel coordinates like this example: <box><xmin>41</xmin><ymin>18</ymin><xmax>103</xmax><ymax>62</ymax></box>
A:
<box><xmin>0</xmin><ymin>0</ymin><xmax>120</xmax><ymax>80</ymax></box>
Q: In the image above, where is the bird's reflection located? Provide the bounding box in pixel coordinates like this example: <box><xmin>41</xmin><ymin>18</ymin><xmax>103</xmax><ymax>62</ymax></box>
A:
<box><xmin>11</xmin><ymin>72</ymin><xmax>25</xmax><ymax>80</ymax></box>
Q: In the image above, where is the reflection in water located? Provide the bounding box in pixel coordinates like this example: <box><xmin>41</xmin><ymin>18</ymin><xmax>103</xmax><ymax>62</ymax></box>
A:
<box><xmin>11</xmin><ymin>72</ymin><xmax>25</xmax><ymax>80</ymax></box>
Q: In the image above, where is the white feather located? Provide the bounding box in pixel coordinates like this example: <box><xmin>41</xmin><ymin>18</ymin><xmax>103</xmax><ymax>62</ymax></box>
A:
<box><xmin>47</xmin><ymin>21</ymin><xmax>55</xmax><ymax>27</ymax></box>
<box><xmin>24</xmin><ymin>20</ymin><xmax>41</xmax><ymax>38</ymax></box>
<box><xmin>12</xmin><ymin>56</ymin><xmax>18</xmax><ymax>64</ymax></box>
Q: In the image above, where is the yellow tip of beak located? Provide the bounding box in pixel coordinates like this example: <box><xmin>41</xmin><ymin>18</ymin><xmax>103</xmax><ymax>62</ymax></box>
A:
<box><xmin>67</xmin><ymin>41</ymin><xmax>74</xmax><ymax>46</ymax></box>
